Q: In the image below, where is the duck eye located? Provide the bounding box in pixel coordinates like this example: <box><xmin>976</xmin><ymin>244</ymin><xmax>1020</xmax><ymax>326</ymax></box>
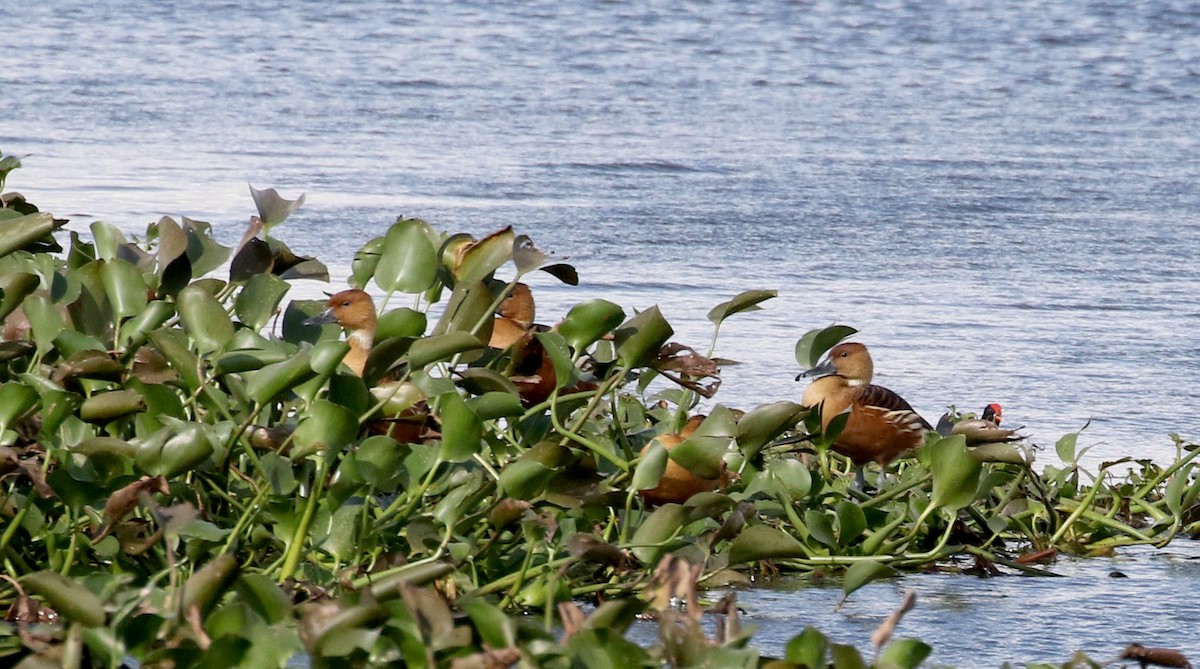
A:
<box><xmin>839</xmin><ymin>351</ymin><xmax>848</xmax><ymax>358</ymax></box>
<box><xmin>341</xmin><ymin>301</ymin><xmax>351</xmax><ymax>307</ymax></box>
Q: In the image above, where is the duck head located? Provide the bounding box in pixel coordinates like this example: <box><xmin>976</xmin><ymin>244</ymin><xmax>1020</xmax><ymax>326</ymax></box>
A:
<box><xmin>982</xmin><ymin>403</ymin><xmax>1003</xmax><ymax>425</ymax></box>
<box><xmin>795</xmin><ymin>342</ymin><xmax>874</xmax><ymax>386</ymax></box>
<box><xmin>304</xmin><ymin>289</ymin><xmax>378</xmax><ymax>333</ymax></box>
<box><xmin>497</xmin><ymin>282</ymin><xmax>535</xmax><ymax>328</ymax></box>
<box><xmin>304</xmin><ymin>289</ymin><xmax>377</xmax><ymax>376</ymax></box>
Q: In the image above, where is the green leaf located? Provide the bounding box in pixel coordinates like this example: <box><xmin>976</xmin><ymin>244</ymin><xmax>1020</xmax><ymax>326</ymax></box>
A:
<box><xmin>727</xmin><ymin>525</ymin><xmax>807</xmax><ymax>564</ymax></box>
<box><xmin>794</xmin><ymin>324</ymin><xmax>859</xmax><ymax>368</ymax></box>
<box><xmin>1056</xmin><ymin>429</ymin><xmax>1080</xmax><ymax>464</ymax></box>
<box><xmin>177</xmin><ymin>284</ymin><xmax>235</xmax><ymax>354</ymax></box>
<box><xmin>736</xmin><ymin>401</ymin><xmax>805</xmax><ymax>460</ymax></box>
<box><xmin>558</xmin><ymin>299</ymin><xmax>625</xmax><ymax>352</ymax></box>
<box><xmin>629</xmin><ymin>503</ymin><xmax>689</xmax><ymax>565</ymax></box>
<box><xmin>805</xmin><ymin>510</ymin><xmax>836</xmax><ymax>548</ymax></box>
<box><xmin>407</xmin><ymin>332</ymin><xmax>485</xmax><ymax>369</ymax></box>
<box><xmin>21</xmin><ymin>571</ymin><xmax>105</xmax><ymax>627</ymax></box>
<box><xmin>100</xmin><ymin>258</ymin><xmax>149</xmax><ymax>322</ymax></box>
<box><xmin>668</xmin><ymin>409</ymin><xmax>735</xmax><ymax>480</ymax></box>
<box><xmin>453</xmin><ymin>227</ymin><xmax>514</xmax><ymax>285</ymax></box>
<box><xmin>0</xmin><ymin>381</ymin><xmax>38</xmax><ymax>433</ymax></box>
<box><xmin>23</xmin><ymin>293</ymin><xmax>62</xmax><ymax>356</ymax></box>
<box><xmin>928</xmin><ymin>434</ymin><xmax>982</xmax><ymax>511</ymax></box>
<box><xmin>707</xmin><ymin>289</ymin><xmax>778</xmax><ymax>325</ymax></box>
<box><xmin>0</xmin><ymin>272</ymin><xmax>38</xmax><ymax>321</ymax></box>
<box><xmin>134</xmin><ymin>421</ymin><xmax>214</xmax><ymax>477</ymax></box>
<box><xmin>838</xmin><ymin>559</ymin><xmax>897</xmax><ymax>605</ymax></box>
<box><xmin>877</xmin><ymin>638</ymin><xmax>933</xmax><ymax>669</ymax></box>
<box><xmin>292</xmin><ymin>400</ymin><xmax>359</xmax><ymax>458</ymax></box>
<box><xmin>466</xmin><ymin>391</ymin><xmax>524</xmax><ymax>420</ymax></box>
<box><xmin>234</xmin><ymin>273</ymin><xmax>290</xmax><ymax>331</ymax></box>
<box><xmin>785</xmin><ymin>626</ymin><xmax>829</xmax><ymax>669</ymax></box>
<box><xmin>835</xmin><ymin>500</ymin><xmax>867</xmax><ymax>547</ymax></box>
<box><xmin>249</xmin><ymin>185</ymin><xmax>306</xmax><ymax>228</ymax></box>
<box><xmin>245</xmin><ymin>348</ymin><xmax>316</xmax><ymax>405</ymax></box>
<box><xmin>632</xmin><ymin>440</ymin><xmax>668</xmax><ymax>491</ymax></box>
<box><xmin>437</xmin><ymin>392</ymin><xmax>482</xmax><ymax>463</ymax></box>
<box><xmin>0</xmin><ymin>212</ymin><xmax>64</xmax><ymax>259</ymax></box>
<box><xmin>614</xmin><ymin>306</ymin><xmax>674</xmax><ymax>369</ymax></box>
<box><xmin>376</xmin><ymin>307</ymin><xmax>427</xmax><ymax>340</ymax></box>
<box><xmin>767</xmin><ymin>458</ymin><xmax>813</xmax><ymax>499</ymax></box>
<box><xmin>182</xmin><ymin>217</ymin><xmax>232</xmax><ymax>277</ymax></box>
<box><xmin>831</xmin><ymin>644</ymin><xmax>869</xmax><ymax>669</ymax></box>
<box><xmin>374</xmin><ymin>217</ymin><xmax>439</xmax><ymax>294</ymax></box>
<box><xmin>534</xmin><ymin>330</ymin><xmax>573</xmax><ymax>391</ymax></box>
<box><xmin>498</xmin><ymin>459</ymin><xmax>555</xmax><ymax>500</ymax></box>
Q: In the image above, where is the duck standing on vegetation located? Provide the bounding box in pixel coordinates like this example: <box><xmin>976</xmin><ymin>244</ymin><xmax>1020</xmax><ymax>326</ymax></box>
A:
<box><xmin>488</xmin><ymin>282</ymin><xmax>561</xmax><ymax>406</ymax></box>
<box><xmin>303</xmin><ymin>289</ymin><xmax>376</xmax><ymax>376</ymax></box>
<box><xmin>797</xmin><ymin>342</ymin><xmax>932</xmax><ymax>488</ymax></box>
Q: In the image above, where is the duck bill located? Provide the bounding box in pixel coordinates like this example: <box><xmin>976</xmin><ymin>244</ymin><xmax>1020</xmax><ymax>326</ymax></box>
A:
<box><xmin>303</xmin><ymin>308</ymin><xmax>337</xmax><ymax>327</ymax></box>
<box><xmin>795</xmin><ymin>358</ymin><xmax>836</xmax><ymax>382</ymax></box>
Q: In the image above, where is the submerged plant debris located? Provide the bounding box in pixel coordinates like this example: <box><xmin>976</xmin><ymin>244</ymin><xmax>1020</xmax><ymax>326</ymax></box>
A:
<box><xmin>0</xmin><ymin>153</ymin><xmax>1196</xmax><ymax>667</ymax></box>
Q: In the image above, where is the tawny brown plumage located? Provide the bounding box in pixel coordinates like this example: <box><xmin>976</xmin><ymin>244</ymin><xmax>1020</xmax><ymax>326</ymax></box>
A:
<box><xmin>799</xmin><ymin>342</ymin><xmax>932</xmax><ymax>478</ymax></box>
<box><xmin>303</xmin><ymin>289</ymin><xmax>377</xmax><ymax>376</ymax></box>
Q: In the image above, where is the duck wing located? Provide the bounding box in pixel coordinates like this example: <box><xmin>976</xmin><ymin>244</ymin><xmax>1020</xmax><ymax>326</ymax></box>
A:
<box><xmin>850</xmin><ymin>384</ymin><xmax>933</xmax><ymax>432</ymax></box>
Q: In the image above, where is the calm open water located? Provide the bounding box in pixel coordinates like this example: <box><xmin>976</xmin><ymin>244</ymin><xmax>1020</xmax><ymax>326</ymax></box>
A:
<box><xmin>7</xmin><ymin>0</ymin><xmax>1200</xmax><ymax>664</ymax></box>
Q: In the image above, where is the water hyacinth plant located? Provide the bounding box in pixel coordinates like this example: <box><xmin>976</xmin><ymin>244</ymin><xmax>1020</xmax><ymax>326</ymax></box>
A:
<box><xmin>0</xmin><ymin>153</ymin><xmax>1196</xmax><ymax>667</ymax></box>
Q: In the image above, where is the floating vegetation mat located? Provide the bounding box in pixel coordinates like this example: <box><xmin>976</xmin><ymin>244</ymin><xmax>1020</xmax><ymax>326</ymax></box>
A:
<box><xmin>0</xmin><ymin>154</ymin><xmax>1195</xmax><ymax>667</ymax></box>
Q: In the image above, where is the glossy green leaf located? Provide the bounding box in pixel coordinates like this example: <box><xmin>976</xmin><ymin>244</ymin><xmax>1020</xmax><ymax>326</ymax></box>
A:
<box><xmin>632</xmin><ymin>440</ymin><xmax>668</xmax><ymax>491</ymax></box>
<box><xmin>22</xmin><ymin>293</ymin><xmax>62</xmax><ymax>355</ymax></box>
<box><xmin>181</xmin><ymin>553</ymin><xmax>239</xmax><ymax>617</ymax></box>
<box><xmin>614</xmin><ymin>306</ymin><xmax>674</xmax><ymax>369</ymax></box>
<box><xmin>350</xmin><ymin>236</ymin><xmax>385</xmax><ymax>289</ymax></box>
<box><xmin>1056</xmin><ymin>429</ymin><xmax>1080</xmax><ymax>464</ymax></box>
<box><xmin>0</xmin><ymin>382</ymin><xmax>38</xmax><ymax>432</ymax></box>
<box><xmin>181</xmin><ymin>217</ymin><xmax>232</xmax><ymax>277</ymax></box>
<box><xmin>177</xmin><ymin>284</ymin><xmax>235</xmax><ymax>354</ymax></box>
<box><xmin>80</xmin><ymin>389</ymin><xmax>146</xmax><ymax>422</ymax></box>
<box><xmin>453</xmin><ymin>226</ymin><xmax>514</xmax><ymax>285</ymax></box>
<box><xmin>727</xmin><ymin>525</ymin><xmax>807</xmax><ymax>564</ymax></box>
<box><xmin>558</xmin><ymin>299</ymin><xmax>625</xmax><ymax>352</ymax></box>
<box><xmin>249</xmin><ymin>184</ymin><xmax>306</xmax><ymax>228</ymax></box>
<box><xmin>437</xmin><ymin>392</ymin><xmax>482</xmax><ymax>463</ymax></box>
<box><xmin>377</xmin><ymin>307</ymin><xmax>427</xmax><ymax>340</ymax></box>
<box><xmin>767</xmin><ymin>458</ymin><xmax>812</xmax><ymax>499</ymax></box>
<box><xmin>467</xmin><ymin>391</ymin><xmax>524</xmax><ymax>420</ymax></box>
<box><xmin>835</xmin><ymin>500</ymin><xmax>867</xmax><ymax>547</ymax></box>
<box><xmin>0</xmin><ymin>212</ymin><xmax>64</xmax><ymax>259</ymax></box>
<box><xmin>795</xmin><ymin>324</ymin><xmax>859</xmax><ymax>368</ymax></box>
<box><xmin>432</xmin><ymin>280</ymin><xmax>493</xmax><ymax>336</ymax></box>
<box><xmin>245</xmin><ymin>348</ymin><xmax>316</xmax><ymax>405</ymax></box>
<box><xmin>806</xmin><ymin>510</ymin><xmax>837</xmax><ymax>547</ymax></box>
<box><xmin>118</xmin><ymin>300</ymin><xmax>175</xmax><ymax>350</ymax></box>
<box><xmin>877</xmin><ymin>638</ymin><xmax>933</xmax><ymax>669</ymax></box>
<box><xmin>669</xmin><ymin>429</ymin><xmax>732</xmax><ymax>481</ymax></box>
<box><xmin>630</xmin><ymin>503</ymin><xmax>689</xmax><ymax>565</ymax></box>
<box><xmin>375</xmin><ymin>217</ymin><xmax>439</xmax><ymax>293</ymax></box>
<box><xmin>235</xmin><ymin>272</ymin><xmax>290</xmax><ymax>330</ymax></box>
<box><xmin>135</xmin><ymin>421</ymin><xmax>214</xmax><ymax>477</ymax></box>
<box><xmin>21</xmin><ymin>571</ymin><xmax>105</xmax><ymax>627</ymax></box>
<box><xmin>236</xmin><ymin>574</ymin><xmax>293</xmax><ymax>625</ymax></box>
<box><xmin>736</xmin><ymin>401</ymin><xmax>805</xmax><ymax>460</ymax></box>
<box><xmin>785</xmin><ymin>626</ymin><xmax>829</xmax><ymax>669</ymax></box>
<box><xmin>839</xmin><ymin>559</ymin><xmax>897</xmax><ymax>604</ymax></box>
<box><xmin>100</xmin><ymin>258</ymin><xmax>148</xmax><ymax>321</ymax></box>
<box><xmin>831</xmin><ymin>644</ymin><xmax>869</xmax><ymax>669</ymax></box>
<box><xmin>929</xmin><ymin>434</ymin><xmax>982</xmax><ymax>511</ymax></box>
<box><xmin>499</xmin><ymin>460</ymin><xmax>556</xmax><ymax>500</ymax></box>
<box><xmin>292</xmin><ymin>400</ymin><xmax>359</xmax><ymax>458</ymax></box>
<box><xmin>707</xmin><ymin>289</ymin><xmax>777</xmax><ymax>325</ymax></box>
<box><xmin>407</xmin><ymin>332</ymin><xmax>485</xmax><ymax>369</ymax></box>
<box><xmin>0</xmin><ymin>271</ymin><xmax>38</xmax><ymax>320</ymax></box>
<box><xmin>535</xmin><ymin>330</ymin><xmax>573</xmax><ymax>390</ymax></box>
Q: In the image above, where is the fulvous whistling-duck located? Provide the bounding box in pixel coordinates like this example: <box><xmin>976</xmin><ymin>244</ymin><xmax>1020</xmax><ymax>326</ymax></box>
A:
<box><xmin>639</xmin><ymin>415</ymin><xmax>731</xmax><ymax>505</ymax></box>
<box><xmin>303</xmin><ymin>289</ymin><xmax>377</xmax><ymax>377</ymax></box>
<box><xmin>936</xmin><ymin>403</ymin><xmax>1022</xmax><ymax>445</ymax></box>
<box><xmin>489</xmin><ymin>282</ymin><xmax>535</xmax><ymax>350</ymax></box>
<box><xmin>797</xmin><ymin>342</ymin><xmax>932</xmax><ymax>488</ymax></box>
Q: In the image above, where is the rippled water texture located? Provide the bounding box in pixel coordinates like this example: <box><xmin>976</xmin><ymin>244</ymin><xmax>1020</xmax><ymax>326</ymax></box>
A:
<box><xmin>7</xmin><ymin>0</ymin><xmax>1200</xmax><ymax>663</ymax></box>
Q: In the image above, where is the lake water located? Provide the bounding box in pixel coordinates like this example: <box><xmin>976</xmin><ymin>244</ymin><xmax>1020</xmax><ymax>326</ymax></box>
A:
<box><xmin>7</xmin><ymin>0</ymin><xmax>1200</xmax><ymax>664</ymax></box>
